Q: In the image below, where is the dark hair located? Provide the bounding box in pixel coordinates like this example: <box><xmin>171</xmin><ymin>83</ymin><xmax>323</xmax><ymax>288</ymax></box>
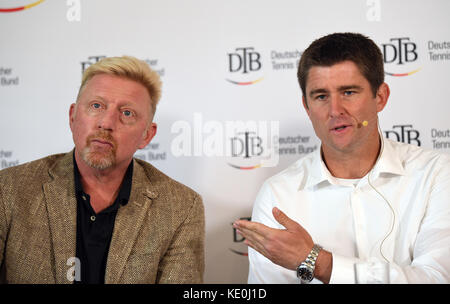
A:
<box><xmin>297</xmin><ymin>32</ymin><xmax>384</xmax><ymax>106</ymax></box>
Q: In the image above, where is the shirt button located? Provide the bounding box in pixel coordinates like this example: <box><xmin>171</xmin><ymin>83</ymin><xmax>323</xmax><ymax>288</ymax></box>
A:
<box><xmin>90</xmin><ymin>215</ymin><xmax>96</xmax><ymax>222</ymax></box>
<box><xmin>82</xmin><ymin>195</ymin><xmax>87</xmax><ymax>201</ymax></box>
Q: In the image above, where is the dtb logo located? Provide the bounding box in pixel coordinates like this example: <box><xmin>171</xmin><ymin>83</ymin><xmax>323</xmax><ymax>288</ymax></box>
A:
<box><xmin>0</xmin><ymin>0</ymin><xmax>45</xmax><ymax>13</ymax></box>
<box><xmin>230</xmin><ymin>217</ymin><xmax>251</xmax><ymax>256</ymax></box>
<box><xmin>384</xmin><ymin>125</ymin><xmax>421</xmax><ymax>146</ymax></box>
<box><xmin>381</xmin><ymin>38</ymin><xmax>421</xmax><ymax>76</ymax></box>
<box><xmin>226</xmin><ymin>47</ymin><xmax>263</xmax><ymax>85</ymax></box>
<box><xmin>230</xmin><ymin>132</ymin><xmax>263</xmax><ymax>159</ymax></box>
<box><xmin>228</xmin><ymin>132</ymin><xmax>264</xmax><ymax>170</ymax></box>
<box><xmin>228</xmin><ymin>48</ymin><xmax>261</xmax><ymax>73</ymax></box>
<box><xmin>81</xmin><ymin>55</ymin><xmax>106</xmax><ymax>73</ymax></box>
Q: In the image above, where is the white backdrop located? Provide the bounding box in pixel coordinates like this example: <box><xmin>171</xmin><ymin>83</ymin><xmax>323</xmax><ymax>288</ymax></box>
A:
<box><xmin>1</xmin><ymin>0</ymin><xmax>449</xmax><ymax>283</ymax></box>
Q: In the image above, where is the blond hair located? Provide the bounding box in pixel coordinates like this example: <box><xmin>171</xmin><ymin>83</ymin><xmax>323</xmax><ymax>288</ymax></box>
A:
<box><xmin>77</xmin><ymin>56</ymin><xmax>162</xmax><ymax>115</ymax></box>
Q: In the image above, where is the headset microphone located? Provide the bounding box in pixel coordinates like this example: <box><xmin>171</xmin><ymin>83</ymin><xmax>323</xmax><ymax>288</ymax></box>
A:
<box><xmin>357</xmin><ymin>119</ymin><xmax>369</xmax><ymax>128</ymax></box>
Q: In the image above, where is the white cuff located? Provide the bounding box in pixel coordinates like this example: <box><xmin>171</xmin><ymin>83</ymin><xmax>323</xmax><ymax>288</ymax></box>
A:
<box><xmin>329</xmin><ymin>253</ymin><xmax>360</xmax><ymax>284</ymax></box>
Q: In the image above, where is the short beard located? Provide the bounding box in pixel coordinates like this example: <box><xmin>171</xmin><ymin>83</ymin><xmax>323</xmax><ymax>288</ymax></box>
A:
<box><xmin>81</xmin><ymin>131</ymin><xmax>117</xmax><ymax>170</ymax></box>
<box><xmin>82</xmin><ymin>148</ymin><xmax>115</xmax><ymax>170</ymax></box>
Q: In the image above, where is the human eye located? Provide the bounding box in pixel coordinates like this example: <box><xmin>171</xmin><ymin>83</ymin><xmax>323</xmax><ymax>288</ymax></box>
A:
<box><xmin>122</xmin><ymin>110</ymin><xmax>133</xmax><ymax>117</ymax></box>
<box><xmin>344</xmin><ymin>90</ymin><xmax>355</xmax><ymax>96</ymax></box>
<box><xmin>121</xmin><ymin>108</ymin><xmax>137</xmax><ymax>122</ymax></box>
<box><xmin>315</xmin><ymin>94</ymin><xmax>327</xmax><ymax>101</ymax></box>
<box><xmin>88</xmin><ymin>101</ymin><xmax>104</xmax><ymax>111</ymax></box>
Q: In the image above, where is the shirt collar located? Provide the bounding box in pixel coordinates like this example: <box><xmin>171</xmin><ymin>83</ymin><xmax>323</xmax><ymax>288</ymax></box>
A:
<box><xmin>300</xmin><ymin>137</ymin><xmax>405</xmax><ymax>190</ymax></box>
<box><xmin>73</xmin><ymin>152</ymin><xmax>134</xmax><ymax>207</ymax></box>
<box><xmin>371</xmin><ymin>137</ymin><xmax>406</xmax><ymax>178</ymax></box>
<box><xmin>300</xmin><ymin>148</ymin><xmax>330</xmax><ymax>190</ymax></box>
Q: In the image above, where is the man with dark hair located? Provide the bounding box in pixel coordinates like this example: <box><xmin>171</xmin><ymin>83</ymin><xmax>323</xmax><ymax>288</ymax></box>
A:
<box><xmin>234</xmin><ymin>33</ymin><xmax>450</xmax><ymax>283</ymax></box>
<box><xmin>297</xmin><ymin>32</ymin><xmax>385</xmax><ymax>102</ymax></box>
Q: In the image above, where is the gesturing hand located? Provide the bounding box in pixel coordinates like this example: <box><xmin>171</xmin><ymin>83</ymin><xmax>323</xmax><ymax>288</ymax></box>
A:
<box><xmin>233</xmin><ymin>207</ymin><xmax>314</xmax><ymax>270</ymax></box>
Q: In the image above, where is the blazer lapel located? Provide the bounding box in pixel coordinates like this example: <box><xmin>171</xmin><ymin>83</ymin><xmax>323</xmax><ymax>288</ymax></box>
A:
<box><xmin>43</xmin><ymin>152</ymin><xmax>77</xmax><ymax>284</ymax></box>
<box><xmin>105</xmin><ymin>159</ymin><xmax>157</xmax><ymax>284</ymax></box>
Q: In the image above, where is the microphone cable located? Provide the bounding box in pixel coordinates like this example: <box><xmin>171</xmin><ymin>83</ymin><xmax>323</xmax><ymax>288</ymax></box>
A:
<box><xmin>367</xmin><ymin>121</ymin><xmax>396</xmax><ymax>263</ymax></box>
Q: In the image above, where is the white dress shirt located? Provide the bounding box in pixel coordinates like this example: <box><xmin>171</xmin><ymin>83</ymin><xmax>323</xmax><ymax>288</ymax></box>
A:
<box><xmin>248</xmin><ymin>138</ymin><xmax>450</xmax><ymax>283</ymax></box>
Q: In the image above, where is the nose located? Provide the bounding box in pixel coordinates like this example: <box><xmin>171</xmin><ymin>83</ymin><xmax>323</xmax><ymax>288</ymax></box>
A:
<box><xmin>329</xmin><ymin>94</ymin><xmax>346</xmax><ymax>118</ymax></box>
<box><xmin>97</xmin><ymin>109</ymin><xmax>117</xmax><ymax>131</ymax></box>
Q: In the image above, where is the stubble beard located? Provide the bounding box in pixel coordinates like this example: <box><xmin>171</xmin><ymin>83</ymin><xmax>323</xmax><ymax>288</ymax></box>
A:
<box><xmin>81</xmin><ymin>131</ymin><xmax>117</xmax><ymax>170</ymax></box>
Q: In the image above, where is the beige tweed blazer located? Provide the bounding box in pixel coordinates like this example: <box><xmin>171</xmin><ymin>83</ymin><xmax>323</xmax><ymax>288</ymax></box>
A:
<box><xmin>0</xmin><ymin>151</ymin><xmax>205</xmax><ymax>284</ymax></box>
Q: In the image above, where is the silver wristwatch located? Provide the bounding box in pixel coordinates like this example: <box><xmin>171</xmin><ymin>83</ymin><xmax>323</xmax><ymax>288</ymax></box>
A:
<box><xmin>296</xmin><ymin>244</ymin><xmax>322</xmax><ymax>284</ymax></box>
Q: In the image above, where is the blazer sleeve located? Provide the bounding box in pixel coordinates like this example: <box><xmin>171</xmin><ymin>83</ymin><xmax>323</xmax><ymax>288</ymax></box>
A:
<box><xmin>0</xmin><ymin>182</ymin><xmax>7</xmax><ymax>271</ymax></box>
<box><xmin>156</xmin><ymin>193</ymin><xmax>205</xmax><ymax>283</ymax></box>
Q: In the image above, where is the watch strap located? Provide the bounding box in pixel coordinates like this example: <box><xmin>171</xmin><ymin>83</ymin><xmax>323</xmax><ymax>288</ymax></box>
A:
<box><xmin>305</xmin><ymin>244</ymin><xmax>322</xmax><ymax>268</ymax></box>
<box><xmin>297</xmin><ymin>244</ymin><xmax>322</xmax><ymax>283</ymax></box>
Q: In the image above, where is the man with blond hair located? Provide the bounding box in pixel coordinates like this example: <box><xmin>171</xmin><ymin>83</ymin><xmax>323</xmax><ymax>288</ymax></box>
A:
<box><xmin>0</xmin><ymin>56</ymin><xmax>205</xmax><ymax>284</ymax></box>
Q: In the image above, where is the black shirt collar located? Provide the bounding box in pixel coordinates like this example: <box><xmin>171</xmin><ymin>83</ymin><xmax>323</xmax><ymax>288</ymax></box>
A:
<box><xmin>73</xmin><ymin>153</ymin><xmax>133</xmax><ymax>209</ymax></box>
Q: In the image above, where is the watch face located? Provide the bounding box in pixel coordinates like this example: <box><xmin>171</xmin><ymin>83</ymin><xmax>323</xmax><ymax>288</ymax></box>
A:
<box><xmin>298</xmin><ymin>266</ymin><xmax>313</xmax><ymax>282</ymax></box>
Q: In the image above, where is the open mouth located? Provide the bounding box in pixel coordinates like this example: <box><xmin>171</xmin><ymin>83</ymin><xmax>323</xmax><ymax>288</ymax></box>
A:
<box><xmin>331</xmin><ymin>125</ymin><xmax>351</xmax><ymax>132</ymax></box>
